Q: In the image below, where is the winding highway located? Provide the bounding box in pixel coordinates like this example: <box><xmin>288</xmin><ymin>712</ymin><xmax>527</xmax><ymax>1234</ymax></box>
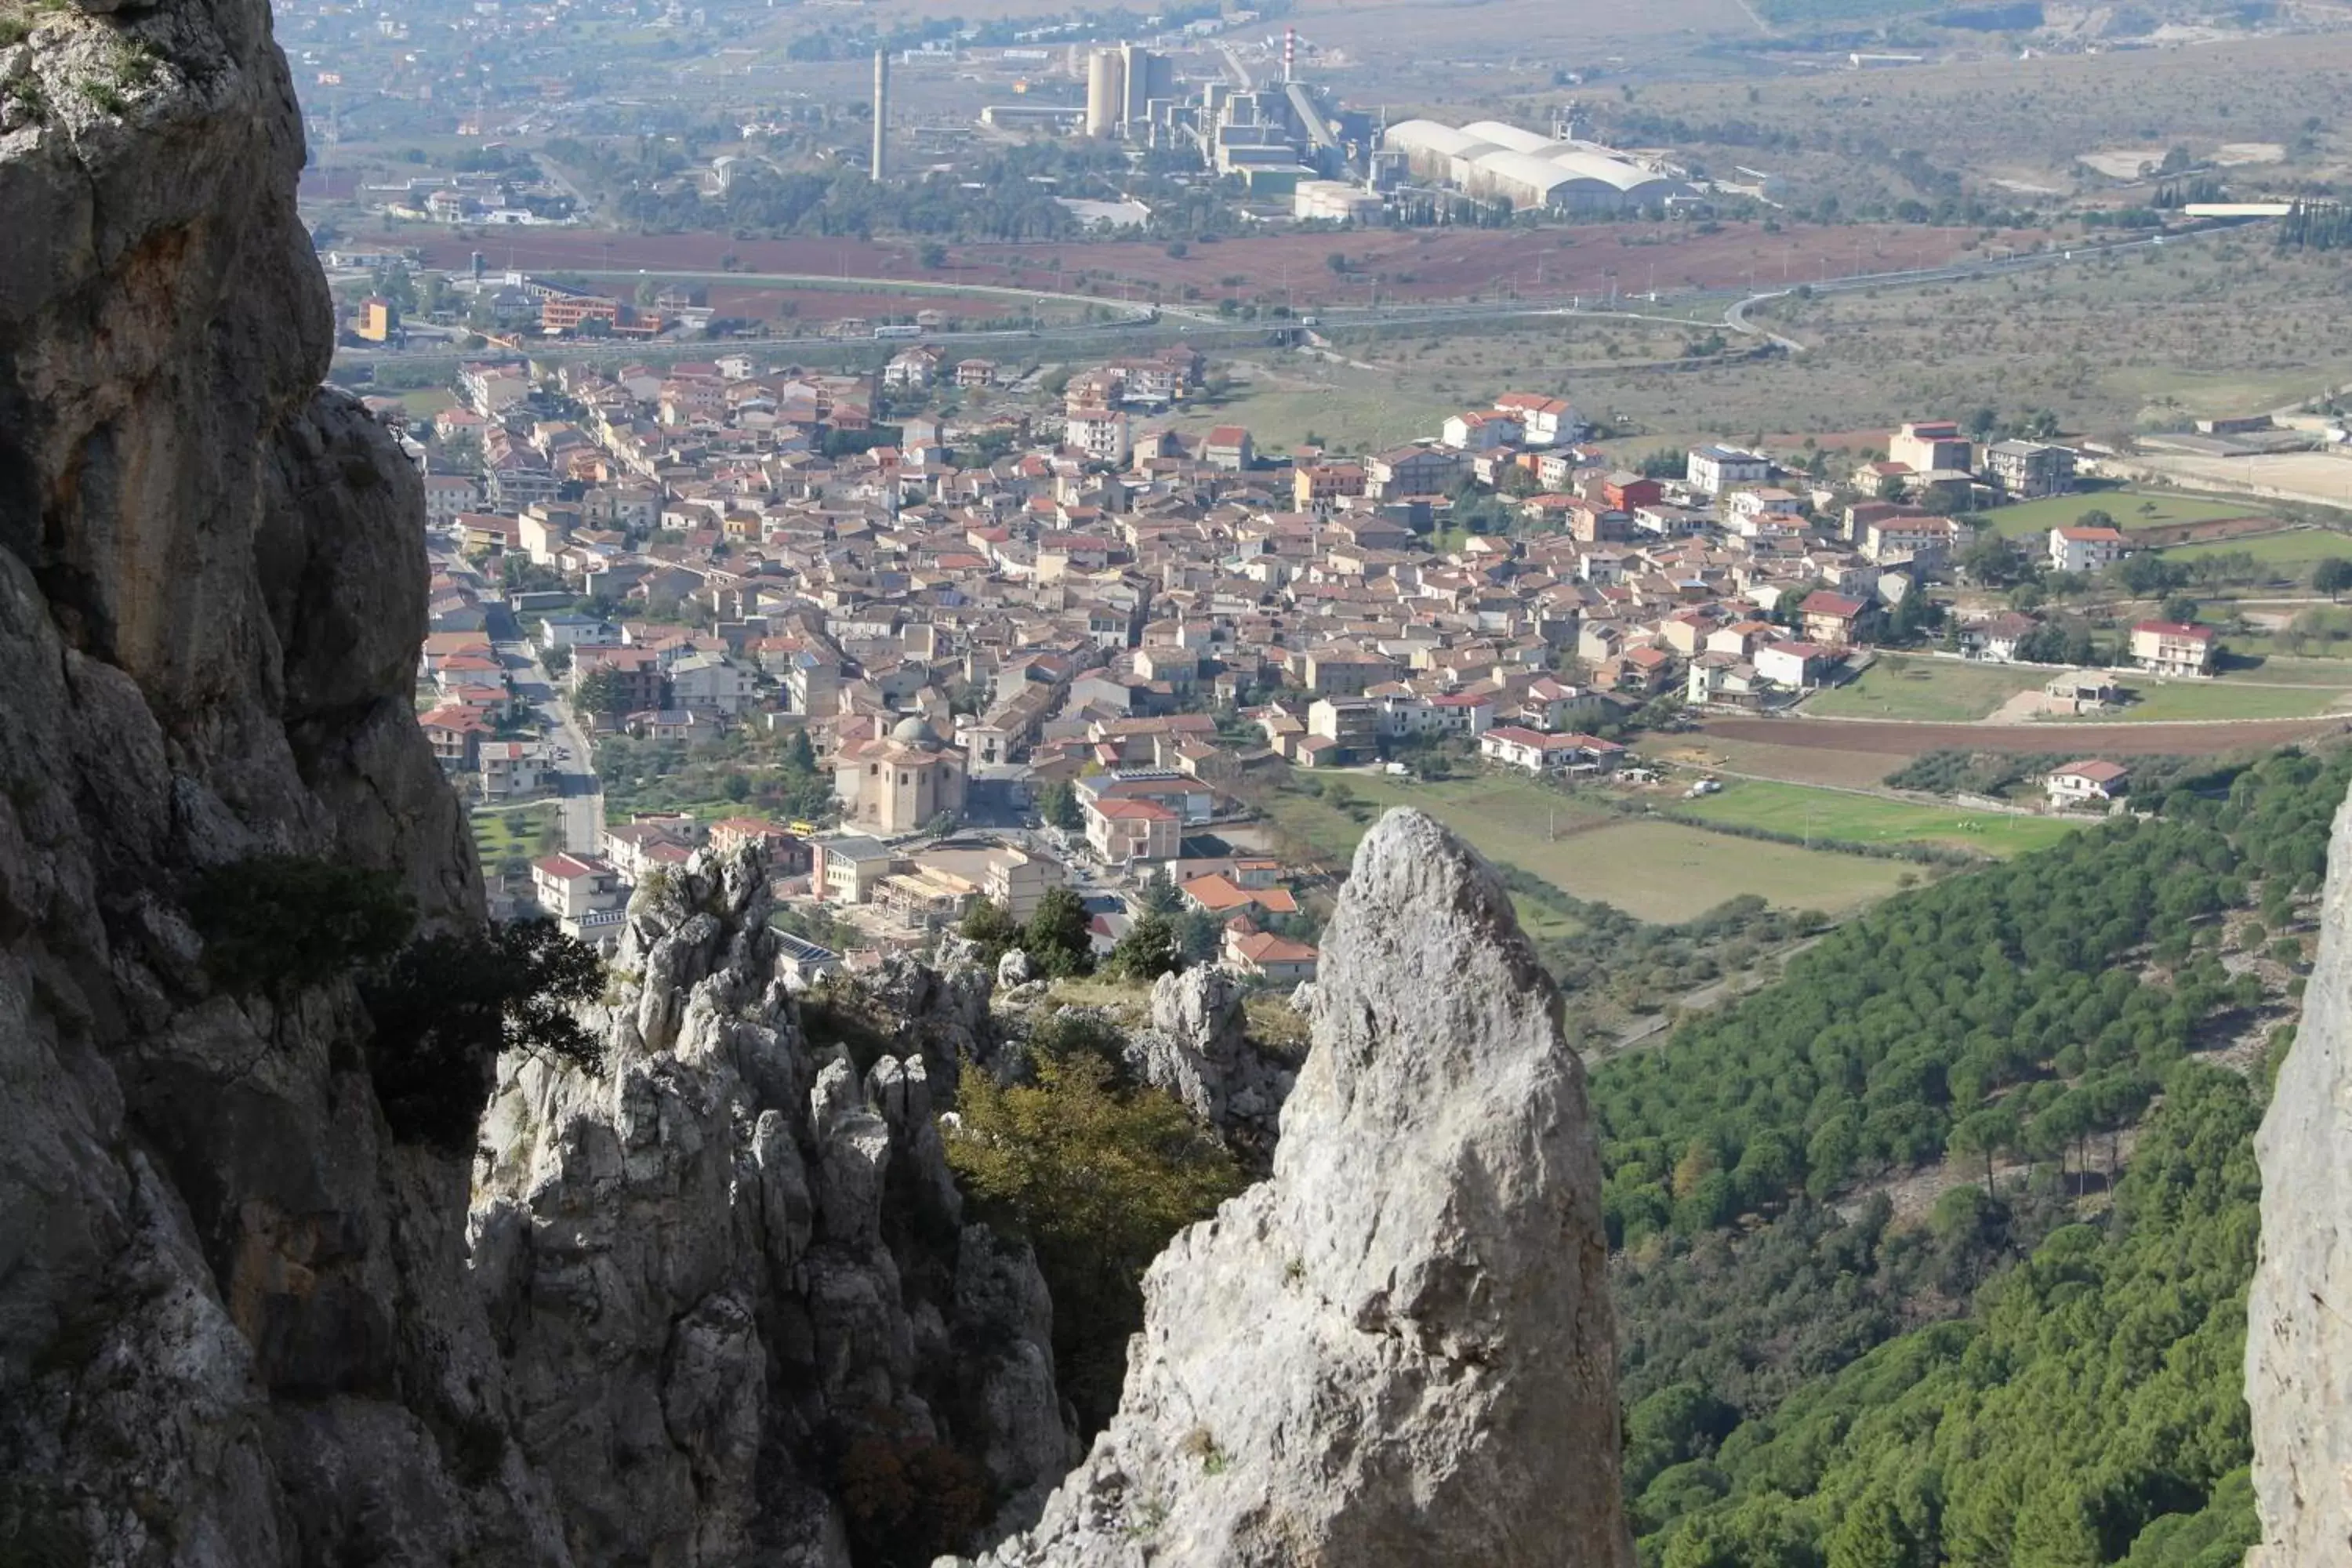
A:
<box><xmin>330</xmin><ymin>216</ymin><xmax>2263</xmax><ymax>376</ymax></box>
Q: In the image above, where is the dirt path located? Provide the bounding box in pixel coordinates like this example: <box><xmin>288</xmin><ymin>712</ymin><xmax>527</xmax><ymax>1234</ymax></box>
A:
<box><xmin>1982</xmin><ymin>688</ymin><xmax>2049</xmax><ymax>725</ymax></box>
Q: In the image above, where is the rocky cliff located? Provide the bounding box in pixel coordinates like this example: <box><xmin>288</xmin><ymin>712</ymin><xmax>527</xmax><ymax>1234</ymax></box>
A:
<box><xmin>0</xmin><ymin>4</ymin><xmax>1635</xmax><ymax>1559</ymax></box>
<box><xmin>472</xmin><ymin>850</ymin><xmax>1075</xmax><ymax>1564</ymax></box>
<box><xmin>0</xmin><ymin>0</ymin><xmax>541</xmax><ymax>1559</ymax></box>
<box><xmin>958</xmin><ymin>809</ymin><xmax>1631</xmax><ymax>1568</ymax></box>
<box><xmin>1121</xmin><ymin>964</ymin><xmax>1296</xmax><ymax>1156</ymax></box>
<box><xmin>2248</xmin><ymin>786</ymin><xmax>2352</xmax><ymax>1565</ymax></box>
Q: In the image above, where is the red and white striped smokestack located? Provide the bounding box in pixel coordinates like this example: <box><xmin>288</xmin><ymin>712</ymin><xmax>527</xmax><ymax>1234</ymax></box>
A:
<box><xmin>1284</xmin><ymin>26</ymin><xmax>1296</xmax><ymax>83</ymax></box>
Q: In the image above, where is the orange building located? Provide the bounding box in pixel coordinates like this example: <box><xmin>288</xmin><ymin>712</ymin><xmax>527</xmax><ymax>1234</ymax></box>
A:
<box><xmin>356</xmin><ymin>296</ymin><xmax>398</xmax><ymax>343</ymax></box>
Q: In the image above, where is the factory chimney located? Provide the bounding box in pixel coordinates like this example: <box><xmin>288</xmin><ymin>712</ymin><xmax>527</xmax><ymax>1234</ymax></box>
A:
<box><xmin>1284</xmin><ymin>25</ymin><xmax>1296</xmax><ymax>84</ymax></box>
<box><xmin>870</xmin><ymin>49</ymin><xmax>889</xmax><ymax>181</ymax></box>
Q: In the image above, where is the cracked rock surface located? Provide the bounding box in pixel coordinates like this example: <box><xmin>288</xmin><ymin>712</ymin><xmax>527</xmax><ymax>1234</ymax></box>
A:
<box><xmin>953</xmin><ymin>808</ymin><xmax>1631</xmax><ymax>1568</ymax></box>
<box><xmin>2249</xmin><ymin>782</ymin><xmax>2352</xmax><ymax>1566</ymax></box>
<box><xmin>474</xmin><ymin>850</ymin><xmax>1076</xmax><ymax>1564</ymax></box>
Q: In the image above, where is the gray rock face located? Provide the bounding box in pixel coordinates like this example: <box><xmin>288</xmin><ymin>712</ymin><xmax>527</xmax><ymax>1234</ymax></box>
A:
<box><xmin>0</xmin><ymin>0</ymin><xmax>543</xmax><ymax>1559</ymax></box>
<box><xmin>1123</xmin><ymin>965</ymin><xmax>1294</xmax><ymax>1152</ymax></box>
<box><xmin>0</xmin><ymin>5</ymin><xmax>1071</xmax><ymax>1562</ymax></box>
<box><xmin>473</xmin><ymin>850</ymin><xmax>1077</xmax><ymax>1564</ymax></box>
<box><xmin>2249</xmin><ymin>784</ymin><xmax>2352</xmax><ymax>1566</ymax></box>
<box><xmin>960</xmin><ymin>809</ymin><xmax>1629</xmax><ymax>1568</ymax></box>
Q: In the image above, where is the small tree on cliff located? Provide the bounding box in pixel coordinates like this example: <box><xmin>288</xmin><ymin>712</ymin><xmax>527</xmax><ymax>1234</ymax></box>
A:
<box><xmin>946</xmin><ymin>1052</ymin><xmax>1244</xmax><ymax>1432</ymax></box>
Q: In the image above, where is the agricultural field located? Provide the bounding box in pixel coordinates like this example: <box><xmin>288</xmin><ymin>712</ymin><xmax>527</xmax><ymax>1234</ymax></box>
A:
<box><xmin>1621</xmin><ymin>31</ymin><xmax>2352</xmax><ymax>219</ymax></box>
<box><xmin>1978</xmin><ymin>489</ymin><xmax>2253</xmax><ymax>540</ymax></box>
<box><xmin>1258</xmin><ymin>770</ymin><xmax>1911</xmax><ymax>924</ymax></box>
<box><xmin>472</xmin><ymin>804</ymin><xmax>561</xmax><ymax>873</ymax></box>
<box><xmin>1166</xmin><ymin>357</ymin><xmax>1458</xmax><ymax>458</ymax></box>
<box><xmin>2132</xmin><ymin>449</ymin><xmax>2352</xmax><ymax>514</ymax></box>
<box><xmin>384</xmin><ymin>220</ymin><xmax>1990</xmax><ymax>317</ymax></box>
<box><xmin>1269</xmin><ymin>233</ymin><xmax>2352</xmax><ymax>461</ymax></box>
<box><xmin>1703</xmin><ymin>713</ymin><xmax>2347</xmax><ymax>756</ymax></box>
<box><xmin>1656</xmin><ymin>733</ymin><xmax>1912</xmax><ymax>790</ymax></box>
<box><xmin>394</xmin><ymin>387</ymin><xmax>457</xmax><ymax>418</ymax></box>
<box><xmin>2162</xmin><ymin>528</ymin><xmax>2351</xmax><ymax>572</ymax></box>
<box><xmin>1805</xmin><ymin>656</ymin><xmax>2045</xmax><ymax>723</ymax></box>
<box><xmin>1546</xmin><ymin>818</ymin><xmax>1913</xmax><ymax>922</ymax></box>
<box><xmin>2091</xmin><ymin>679</ymin><xmax>2351</xmax><ymax>724</ymax></box>
<box><xmin>1675</xmin><ymin>778</ymin><xmax>2087</xmax><ymax>857</ymax></box>
<box><xmin>1733</xmin><ymin>236</ymin><xmax>2352</xmax><ymax>440</ymax></box>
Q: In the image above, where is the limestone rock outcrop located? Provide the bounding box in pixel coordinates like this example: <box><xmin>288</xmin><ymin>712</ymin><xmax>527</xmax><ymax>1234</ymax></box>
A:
<box><xmin>0</xmin><ymin>0</ymin><xmax>545</xmax><ymax>1558</ymax></box>
<box><xmin>1122</xmin><ymin>964</ymin><xmax>1295</xmax><ymax>1152</ymax></box>
<box><xmin>958</xmin><ymin>808</ymin><xmax>1630</xmax><ymax>1568</ymax></box>
<box><xmin>472</xmin><ymin>849</ymin><xmax>1076</xmax><ymax>1564</ymax></box>
<box><xmin>2249</xmin><ymin>784</ymin><xmax>2352</xmax><ymax>1566</ymax></box>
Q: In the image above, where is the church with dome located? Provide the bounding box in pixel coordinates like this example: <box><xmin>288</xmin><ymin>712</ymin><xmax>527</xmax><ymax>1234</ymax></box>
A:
<box><xmin>831</xmin><ymin>712</ymin><xmax>969</xmax><ymax>836</ymax></box>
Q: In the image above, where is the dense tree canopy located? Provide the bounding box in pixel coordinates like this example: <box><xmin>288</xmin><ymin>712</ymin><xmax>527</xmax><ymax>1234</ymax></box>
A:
<box><xmin>1592</xmin><ymin>748</ymin><xmax>2345</xmax><ymax>1247</ymax></box>
<box><xmin>946</xmin><ymin>1051</ymin><xmax>1244</xmax><ymax>1432</ymax></box>
<box><xmin>1638</xmin><ymin>1065</ymin><xmax>2267</xmax><ymax>1567</ymax></box>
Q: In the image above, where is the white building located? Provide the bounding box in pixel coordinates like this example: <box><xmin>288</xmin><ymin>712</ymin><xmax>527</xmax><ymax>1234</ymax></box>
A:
<box><xmin>477</xmin><ymin>740</ymin><xmax>549</xmax><ymax>800</ymax></box>
<box><xmin>2046</xmin><ymin>759</ymin><xmax>2129</xmax><ymax>804</ymax></box>
<box><xmin>1477</xmin><ymin>726</ymin><xmax>1622</xmax><ymax>775</ymax></box>
<box><xmin>530</xmin><ymin>851</ymin><xmax>630</xmax><ymax>951</ymax></box>
<box><xmin>1065</xmin><ymin>407</ymin><xmax>1132</xmax><ymax>466</ymax></box>
<box><xmin>422</xmin><ymin>473</ymin><xmax>481</xmax><ymax>527</ymax></box>
<box><xmin>669</xmin><ymin>652</ymin><xmax>749</xmax><ymax>716</ymax></box>
<box><xmin>1494</xmin><ymin>393</ymin><xmax>1576</xmax><ymax>446</ymax></box>
<box><xmin>1686</xmin><ymin>445</ymin><xmax>1771</xmax><ymax>496</ymax></box>
<box><xmin>1442</xmin><ymin>410</ymin><xmax>1522</xmax><ymax>452</ymax></box>
<box><xmin>2049</xmin><ymin>525</ymin><xmax>2128</xmax><ymax>575</ymax></box>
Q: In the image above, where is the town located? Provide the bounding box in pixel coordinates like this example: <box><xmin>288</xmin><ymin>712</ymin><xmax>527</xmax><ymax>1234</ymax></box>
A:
<box><xmin>394</xmin><ymin>324</ymin><xmax>2313</xmax><ymax>1000</ymax></box>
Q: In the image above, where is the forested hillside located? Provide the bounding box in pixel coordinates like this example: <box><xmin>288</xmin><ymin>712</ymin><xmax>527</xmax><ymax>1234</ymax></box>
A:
<box><xmin>1635</xmin><ymin>1066</ymin><xmax>2264</xmax><ymax>1567</ymax></box>
<box><xmin>1597</xmin><ymin>746</ymin><xmax>2346</xmax><ymax>1566</ymax></box>
<box><xmin>1595</xmin><ymin>748</ymin><xmax>2339</xmax><ymax>1244</ymax></box>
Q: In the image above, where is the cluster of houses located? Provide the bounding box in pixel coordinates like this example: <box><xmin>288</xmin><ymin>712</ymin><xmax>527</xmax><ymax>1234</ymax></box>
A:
<box><xmin>406</xmin><ymin>334</ymin><xmax>2227</xmax><ymax>978</ymax></box>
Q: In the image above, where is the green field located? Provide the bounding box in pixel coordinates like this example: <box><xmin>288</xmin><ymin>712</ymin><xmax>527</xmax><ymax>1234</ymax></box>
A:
<box><xmin>2226</xmin><ymin>643</ymin><xmax>2352</xmax><ymax>674</ymax></box>
<box><xmin>1261</xmin><ymin>771</ymin><xmax>1911</xmax><ymax>924</ymax></box>
<box><xmin>1678</xmin><ymin>779</ymin><xmax>2086</xmax><ymax>856</ymax></box>
<box><xmin>1549</xmin><ymin>819</ymin><xmax>1913</xmax><ymax>922</ymax></box>
<box><xmin>2162</xmin><ymin>528</ymin><xmax>2350</xmax><ymax>570</ymax></box>
<box><xmin>1805</xmin><ymin>655</ymin><xmax>2045</xmax><ymax>723</ymax></box>
<box><xmin>473</xmin><ymin>804</ymin><xmax>561</xmax><ymax>871</ymax></box>
<box><xmin>2089</xmin><ymin>678</ymin><xmax>2349</xmax><ymax>722</ymax></box>
<box><xmin>1980</xmin><ymin>490</ymin><xmax>2253</xmax><ymax>540</ymax></box>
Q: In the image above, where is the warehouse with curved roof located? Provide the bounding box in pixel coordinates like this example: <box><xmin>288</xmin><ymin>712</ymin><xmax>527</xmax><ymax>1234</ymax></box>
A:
<box><xmin>1383</xmin><ymin>118</ymin><xmax>1487</xmax><ymax>180</ymax></box>
<box><xmin>1459</xmin><ymin>120</ymin><xmax>1557</xmax><ymax>156</ymax></box>
<box><xmin>1380</xmin><ymin>116</ymin><xmax>1694</xmax><ymax>212</ymax></box>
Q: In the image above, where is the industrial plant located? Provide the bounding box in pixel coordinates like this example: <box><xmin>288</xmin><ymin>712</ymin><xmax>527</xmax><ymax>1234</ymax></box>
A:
<box><xmin>963</xmin><ymin>32</ymin><xmax>1697</xmax><ymax>227</ymax></box>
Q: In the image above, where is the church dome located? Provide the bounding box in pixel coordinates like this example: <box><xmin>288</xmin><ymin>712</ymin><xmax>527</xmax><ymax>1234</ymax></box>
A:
<box><xmin>890</xmin><ymin>714</ymin><xmax>939</xmax><ymax>746</ymax></box>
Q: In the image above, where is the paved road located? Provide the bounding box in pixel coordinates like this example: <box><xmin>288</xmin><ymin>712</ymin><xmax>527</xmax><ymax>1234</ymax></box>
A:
<box><xmin>332</xmin><ymin>216</ymin><xmax>2269</xmax><ymax>376</ymax></box>
<box><xmin>494</xmin><ymin>636</ymin><xmax>604</xmax><ymax>854</ymax></box>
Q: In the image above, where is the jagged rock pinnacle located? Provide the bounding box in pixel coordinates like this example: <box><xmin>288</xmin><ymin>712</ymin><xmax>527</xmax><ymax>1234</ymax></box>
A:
<box><xmin>959</xmin><ymin>808</ymin><xmax>1631</xmax><ymax>1568</ymax></box>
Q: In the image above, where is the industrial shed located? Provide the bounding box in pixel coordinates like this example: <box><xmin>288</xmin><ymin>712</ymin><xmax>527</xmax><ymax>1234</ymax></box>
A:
<box><xmin>1382</xmin><ymin>118</ymin><xmax>1488</xmax><ymax>181</ymax></box>
<box><xmin>1380</xmin><ymin>117</ymin><xmax>1692</xmax><ymax>212</ymax></box>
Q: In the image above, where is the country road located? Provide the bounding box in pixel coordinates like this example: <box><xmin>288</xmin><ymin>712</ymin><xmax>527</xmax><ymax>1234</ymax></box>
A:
<box><xmin>331</xmin><ymin>216</ymin><xmax>2269</xmax><ymax>374</ymax></box>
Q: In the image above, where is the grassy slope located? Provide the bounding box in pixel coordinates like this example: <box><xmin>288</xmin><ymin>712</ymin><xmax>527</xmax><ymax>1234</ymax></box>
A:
<box><xmin>1805</xmin><ymin>656</ymin><xmax>2046</xmax><ymax>723</ymax></box>
<box><xmin>1981</xmin><ymin>490</ymin><xmax>2254</xmax><ymax>540</ymax></box>
<box><xmin>1262</xmin><ymin>771</ymin><xmax>1910</xmax><ymax>923</ymax></box>
<box><xmin>1679</xmin><ymin>777</ymin><xmax>2086</xmax><ymax>856</ymax></box>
